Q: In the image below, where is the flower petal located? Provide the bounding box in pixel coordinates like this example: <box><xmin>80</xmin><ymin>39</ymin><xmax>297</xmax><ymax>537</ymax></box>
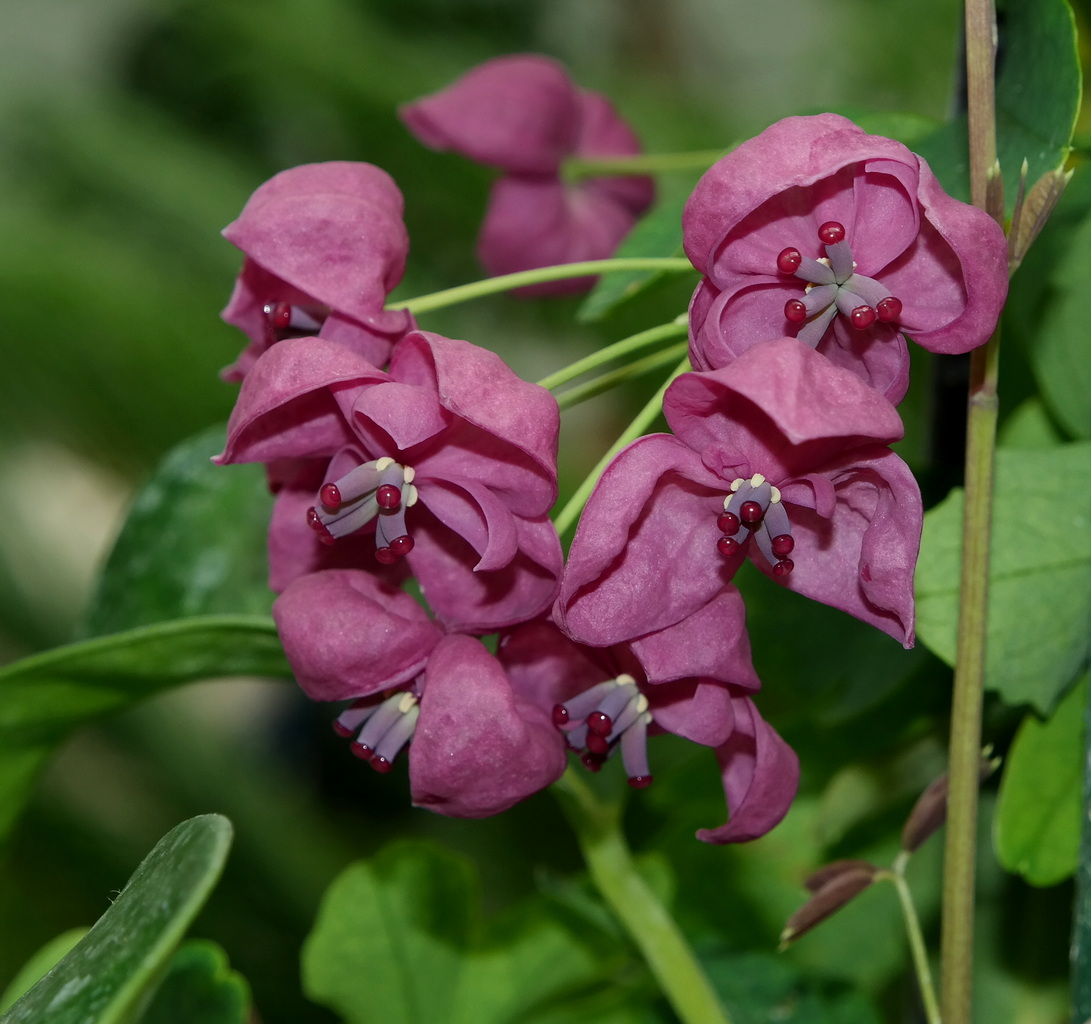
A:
<box><xmin>273</xmin><ymin>570</ymin><xmax>441</xmax><ymax>701</ymax></box>
<box><xmin>697</xmin><ymin>697</ymin><xmax>799</xmax><ymax>843</ymax></box>
<box><xmin>410</xmin><ymin>635</ymin><xmax>567</xmax><ymax>817</ymax></box>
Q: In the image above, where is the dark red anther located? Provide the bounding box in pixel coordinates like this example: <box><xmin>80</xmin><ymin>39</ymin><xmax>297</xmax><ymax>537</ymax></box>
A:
<box><xmin>628</xmin><ymin>775</ymin><xmax>654</xmax><ymax>789</ymax></box>
<box><xmin>818</xmin><ymin>221</ymin><xmax>846</xmax><ymax>245</ymax></box>
<box><xmin>587</xmin><ymin>710</ymin><xmax>612</xmax><ymax>736</ymax></box>
<box><xmin>376</xmin><ymin>484</ymin><xmax>401</xmax><ymax>509</ymax></box>
<box><xmin>784</xmin><ymin>298</ymin><xmax>809</xmax><ymax>324</ymax></box>
<box><xmin>350</xmin><ymin>742</ymin><xmax>372</xmax><ymax>761</ymax></box>
<box><xmin>876</xmin><ymin>296</ymin><xmax>903</xmax><ymax>323</ymax></box>
<box><xmin>717</xmin><ymin>511</ymin><xmax>740</xmax><ymax>536</ymax></box>
<box><xmin>586</xmin><ymin>732</ymin><xmax>610</xmax><ymax>755</ymax></box>
<box><xmin>776</xmin><ymin>247</ymin><xmax>802</xmax><ymax>273</ymax></box>
<box><xmin>370</xmin><ymin>755</ymin><xmax>394</xmax><ymax>774</ymax></box>
<box><xmin>581</xmin><ymin>751</ymin><xmax>605</xmax><ymax>772</ymax></box>
<box><xmin>772</xmin><ymin>558</ymin><xmax>795</xmax><ymax>577</ymax></box>
<box><xmin>771</xmin><ymin>534</ymin><xmax>794</xmax><ymax>557</ymax></box>
<box><xmin>739</xmin><ymin>500</ymin><xmax>764</xmax><ymax>525</ymax></box>
<box><xmin>307</xmin><ymin>507</ymin><xmax>336</xmax><ymax>545</ymax></box>
<box><xmin>389</xmin><ymin>535</ymin><xmax>414</xmax><ymax>557</ymax></box>
<box><xmin>374</xmin><ymin>546</ymin><xmax>397</xmax><ymax>565</ymax></box>
<box><xmin>332</xmin><ymin>720</ymin><xmax>355</xmax><ymax>738</ymax></box>
<box><xmin>552</xmin><ymin>704</ymin><xmax>570</xmax><ymax>728</ymax></box>
<box><xmin>267</xmin><ymin>302</ymin><xmax>292</xmax><ymax>331</ymax></box>
<box><xmin>717</xmin><ymin>535</ymin><xmax>743</xmax><ymax>557</ymax></box>
<box><xmin>319</xmin><ymin>483</ymin><xmax>341</xmax><ymax>509</ymax></box>
<box><xmin>850</xmin><ymin>305</ymin><xmax>876</xmax><ymax>330</ymax></box>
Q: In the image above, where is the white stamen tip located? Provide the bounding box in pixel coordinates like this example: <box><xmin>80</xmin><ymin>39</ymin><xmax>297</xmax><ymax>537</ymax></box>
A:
<box><xmin>770</xmin><ymin>485</ymin><xmax>781</xmax><ymax>503</ymax></box>
<box><xmin>405</xmin><ymin>484</ymin><xmax>419</xmax><ymax>507</ymax></box>
<box><xmin>616</xmin><ymin>673</ymin><xmax>637</xmax><ymax>688</ymax></box>
<box><xmin>750</xmin><ymin>473</ymin><xmax>766</xmax><ymax>487</ymax></box>
<box><xmin>402</xmin><ymin>466</ymin><xmax>416</xmax><ymax>484</ymax></box>
<box><xmin>635</xmin><ymin>693</ymin><xmax>649</xmax><ymax>714</ymax></box>
<box><xmin>397</xmin><ymin>692</ymin><xmax>418</xmax><ymax>713</ymax></box>
<box><xmin>730</xmin><ymin>478</ymin><xmax>744</xmax><ymax>492</ymax></box>
<box><xmin>375</xmin><ymin>456</ymin><xmax>395</xmax><ymax>472</ymax></box>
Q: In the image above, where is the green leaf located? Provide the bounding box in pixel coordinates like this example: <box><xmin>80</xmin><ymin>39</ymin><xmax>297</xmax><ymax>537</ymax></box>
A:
<box><xmin>1072</xmin><ymin>664</ymin><xmax>1091</xmax><ymax>1019</ymax></box>
<box><xmin>915</xmin><ymin>443</ymin><xmax>1091</xmax><ymax>713</ymax></box>
<box><xmin>914</xmin><ymin>0</ymin><xmax>1080</xmax><ymax>215</ymax></box>
<box><xmin>0</xmin><ymin>930</ymin><xmax>88</xmax><ymax>1012</ymax></box>
<box><xmin>139</xmin><ymin>941</ymin><xmax>251</xmax><ymax>1024</ymax></box>
<box><xmin>84</xmin><ymin>425</ymin><xmax>275</xmax><ymax>636</ymax></box>
<box><xmin>302</xmin><ymin>841</ymin><xmax>615</xmax><ymax>1024</ymax></box>
<box><xmin>994</xmin><ymin>674</ymin><xmax>1086</xmax><ymax>885</ymax></box>
<box><xmin>577</xmin><ymin>191</ymin><xmax>690</xmax><ymax>323</ymax></box>
<box><xmin>0</xmin><ymin>615</ymin><xmax>288</xmax><ymax>844</ymax></box>
<box><xmin>0</xmin><ymin>815</ymin><xmax>233</xmax><ymax>1024</ymax></box>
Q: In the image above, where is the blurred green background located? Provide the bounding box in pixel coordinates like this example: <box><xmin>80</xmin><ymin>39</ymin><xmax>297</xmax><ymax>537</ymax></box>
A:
<box><xmin>0</xmin><ymin>0</ymin><xmax>1080</xmax><ymax>1021</ymax></box>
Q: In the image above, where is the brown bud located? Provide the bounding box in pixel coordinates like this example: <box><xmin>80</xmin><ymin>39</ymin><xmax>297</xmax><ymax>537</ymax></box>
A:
<box><xmin>804</xmin><ymin>858</ymin><xmax>881</xmax><ymax>893</ymax></box>
<box><xmin>901</xmin><ymin>753</ymin><xmax>1000</xmax><ymax>853</ymax></box>
<box><xmin>1009</xmin><ymin>163</ymin><xmax>1072</xmax><ymax>271</ymax></box>
<box><xmin>780</xmin><ymin>863</ymin><xmax>879</xmax><ymax>948</ymax></box>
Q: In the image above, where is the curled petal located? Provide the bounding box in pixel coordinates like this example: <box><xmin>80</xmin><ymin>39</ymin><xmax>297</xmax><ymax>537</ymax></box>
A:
<box><xmin>273</xmin><ymin>570</ymin><xmax>441</xmax><ymax>702</ymax></box>
<box><xmin>410</xmin><ymin>635</ymin><xmax>567</xmax><ymax>817</ymax></box>
<box><xmin>556</xmin><ymin>434</ymin><xmax>730</xmax><ymax>646</ymax></box>
<box><xmin>697</xmin><ymin>698</ymin><xmax>799</xmax><ymax>843</ymax></box>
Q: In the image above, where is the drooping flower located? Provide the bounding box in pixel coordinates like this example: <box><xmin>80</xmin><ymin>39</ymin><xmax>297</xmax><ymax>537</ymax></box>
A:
<box><xmin>216</xmin><ymin>329</ymin><xmax>563</xmax><ymax>633</ymax></box>
<box><xmin>684</xmin><ymin>114</ymin><xmax>1009</xmax><ymax>403</ymax></box>
<box><xmin>273</xmin><ymin>570</ymin><xmax>567</xmax><ymax>818</ymax></box>
<box><xmin>499</xmin><ymin>597</ymin><xmax>798</xmax><ymax>843</ymax></box>
<box><xmin>555</xmin><ymin>337</ymin><xmax>922</xmax><ymax>648</ymax></box>
<box><xmin>220</xmin><ymin>161</ymin><xmax>415</xmax><ymax>379</ymax></box>
<box><xmin>400</xmin><ymin>54</ymin><xmax>655</xmax><ymax>295</ymax></box>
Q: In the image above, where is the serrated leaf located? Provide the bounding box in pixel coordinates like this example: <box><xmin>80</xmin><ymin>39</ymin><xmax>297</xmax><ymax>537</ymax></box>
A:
<box><xmin>0</xmin><ymin>815</ymin><xmax>233</xmax><ymax>1024</ymax></box>
<box><xmin>994</xmin><ymin>674</ymin><xmax>1086</xmax><ymax>885</ymax></box>
<box><xmin>915</xmin><ymin>443</ymin><xmax>1091</xmax><ymax>713</ymax></box>
<box><xmin>302</xmin><ymin>841</ymin><xmax>613</xmax><ymax>1024</ymax></box>
<box><xmin>914</xmin><ymin>0</ymin><xmax>1080</xmax><ymax>215</ymax></box>
<box><xmin>139</xmin><ymin>941</ymin><xmax>251</xmax><ymax>1024</ymax></box>
<box><xmin>84</xmin><ymin>425</ymin><xmax>274</xmax><ymax>636</ymax></box>
<box><xmin>577</xmin><ymin>191</ymin><xmax>691</xmax><ymax>323</ymax></box>
<box><xmin>0</xmin><ymin>615</ymin><xmax>288</xmax><ymax>845</ymax></box>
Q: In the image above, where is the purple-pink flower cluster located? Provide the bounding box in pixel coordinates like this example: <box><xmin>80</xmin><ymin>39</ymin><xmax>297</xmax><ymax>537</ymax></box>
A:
<box><xmin>215</xmin><ymin>64</ymin><xmax>1007</xmax><ymax>842</ymax></box>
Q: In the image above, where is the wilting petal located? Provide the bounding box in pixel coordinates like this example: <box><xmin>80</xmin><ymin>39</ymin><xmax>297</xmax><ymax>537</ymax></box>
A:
<box><xmin>698</xmin><ymin>697</ymin><xmax>799</xmax><ymax>843</ymax></box>
<box><xmin>273</xmin><ymin>570</ymin><xmax>442</xmax><ymax>702</ymax></box>
<box><xmin>410</xmin><ymin>635</ymin><xmax>567</xmax><ymax>817</ymax></box>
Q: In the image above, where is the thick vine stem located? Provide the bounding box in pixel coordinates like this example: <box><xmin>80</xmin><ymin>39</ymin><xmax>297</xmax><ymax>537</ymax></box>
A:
<box><xmin>940</xmin><ymin>0</ymin><xmax>1001</xmax><ymax>1021</ymax></box>
<box><xmin>553</xmin><ymin>769</ymin><xmax>733</xmax><ymax>1024</ymax></box>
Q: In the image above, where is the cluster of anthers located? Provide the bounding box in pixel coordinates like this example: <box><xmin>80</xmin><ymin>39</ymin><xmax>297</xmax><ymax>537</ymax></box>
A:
<box><xmin>716</xmin><ymin>473</ymin><xmax>794</xmax><ymax>576</ymax></box>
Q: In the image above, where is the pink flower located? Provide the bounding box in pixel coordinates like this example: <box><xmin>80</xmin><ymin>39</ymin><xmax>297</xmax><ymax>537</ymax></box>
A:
<box><xmin>220</xmin><ymin>162</ymin><xmax>415</xmax><ymax>379</ymax></box>
<box><xmin>500</xmin><ymin>600</ymin><xmax>798</xmax><ymax>843</ymax></box>
<box><xmin>274</xmin><ymin>570</ymin><xmax>567</xmax><ymax>818</ymax></box>
<box><xmin>400</xmin><ymin>55</ymin><xmax>655</xmax><ymax>295</ymax></box>
<box><xmin>216</xmin><ymin>329</ymin><xmax>563</xmax><ymax>632</ymax></box>
<box><xmin>555</xmin><ymin>337</ymin><xmax>922</xmax><ymax>648</ymax></box>
<box><xmin>684</xmin><ymin>114</ymin><xmax>1009</xmax><ymax>403</ymax></box>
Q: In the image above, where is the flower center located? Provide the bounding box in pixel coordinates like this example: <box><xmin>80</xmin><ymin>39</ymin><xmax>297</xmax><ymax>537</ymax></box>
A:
<box><xmin>332</xmin><ymin>689</ymin><xmax>420</xmax><ymax>772</ymax></box>
<box><xmin>715</xmin><ymin>473</ymin><xmax>795</xmax><ymax>576</ymax></box>
<box><xmin>263</xmin><ymin>302</ymin><xmax>330</xmax><ymax>343</ymax></box>
<box><xmin>776</xmin><ymin>221</ymin><xmax>902</xmax><ymax>347</ymax></box>
<box><xmin>552</xmin><ymin>675</ymin><xmax>654</xmax><ymax>788</ymax></box>
<box><xmin>307</xmin><ymin>456</ymin><xmax>419</xmax><ymax>564</ymax></box>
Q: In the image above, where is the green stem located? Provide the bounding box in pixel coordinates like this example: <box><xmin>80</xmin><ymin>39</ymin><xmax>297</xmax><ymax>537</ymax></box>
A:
<box><xmin>553</xmin><ymin>768</ymin><xmax>732</xmax><ymax>1024</ymax></box>
<box><xmin>537</xmin><ymin>319</ymin><xmax>687</xmax><ymax>392</ymax></box>
<box><xmin>552</xmin><ymin>355</ymin><xmax>690</xmax><ymax>538</ymax></box>
<box><xmin>562</xmin><ymin>149</ymin><xmax>731</xmax><ymax>181</ymax></box>
<box><xmin>556</xmin><ymin>341</ymin><xmax>690</xmax><ymax>411</ymax></box>
<box><xmin>941</xmin><ymin>1</ymin><xmax>1002</xmax><ymax>1020</ymax></box>
<box><xmin>887</xmin><ymin>853</ymin><xmax>943</xmax><ymax>1024</ymax></box>
<box><xmin>388</xmin><ymin>259</ymin><xmax>694</xmax><ymax>315</ymax></box>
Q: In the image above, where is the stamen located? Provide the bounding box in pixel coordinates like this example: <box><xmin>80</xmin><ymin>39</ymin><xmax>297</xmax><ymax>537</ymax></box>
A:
<box><xmin>348</xmin><ymin>691</ymin><xmax>420</xmax><ymax>773</ymax></box>
<box><xmin>877</xmin><ymin>296</ymin><xmax>903</xmax><ymax>323</ymax></box>
<box><xmin>850</xmin><ymin>305</ymin><xmax>877</xmax><ymax>330</ymax></box>
<box><xmin>263</xmin><ymin>302</ymin><xmax>329</xmax><ymax>341</ymax></box>
<box><xmin>777</xmin><ymin>247</ymin><xmax>803</xmax><ymax>273</ymax></box>
<box><xmin>818</xmin><ymin>221</ymin><xmax>846</xmax><ymax>245</ymax></box>
<box><xmin>717</xmin><ymin>475</ymin><xmax>795</xmax><ymax>576</ymax></box>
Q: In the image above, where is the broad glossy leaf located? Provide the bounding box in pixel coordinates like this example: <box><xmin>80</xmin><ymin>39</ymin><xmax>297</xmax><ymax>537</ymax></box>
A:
<box><xmin>0</xmin><ymin>815</ymin><xmax>233</xmax><ymax>1024</ymax></box>
<box><xmin>303</xmin><ymin>841</ymin><xmax>619</xmax><ymax>1024</ymax></box>
<box><xmin>85</xmin><ymin>425</ymin><xmax>274</xmax><ymax>636</ymax></box>
<box><xmin>915</xmin><ymin>0</ymin><xmax>1080</xmax><ymax>215</ymax></box>
<box><xmin>0</xmin><ymin>615</ymin><xmax>287</xmax><ymax>844</ymax></box>
<box><xmin>994</xmin><ymin>674</ymin><xmax>1086</xmax><ymax>885</ymax></box>
<box><xmin>577</xmin><ymin>190</ymin><xmax>691</xmax><ymax>323</ymax></box>
<box><xmin>915</xmin><ymin>443</ymin><xmax>1091</xmax><ymax>713</ymax></box>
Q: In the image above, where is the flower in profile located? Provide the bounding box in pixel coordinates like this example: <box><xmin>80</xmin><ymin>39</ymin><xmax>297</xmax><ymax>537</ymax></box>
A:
<box><xmin>555</xmin><ymin>337</ymin><xmax>922</xmax><ymax>648</ymax></box>
<box><xmin>216</xmin><ymin>329</ymin><xmax>563</xmax><ymax>632</ymax></box>
<box><xmin>274</xmin><ymin>570</ymin><xmax>567</xmax><ymax>817</ymax></box>
<box><xmin>400</xmin><ymin>54</ymin><xmax>655</xmax><ymax>295</ymax></box>
<box><xmin>684</xmin><ymin>114</ymin><xmax>1009</xmax><ymax>403</ymax></box>
<box><xmin>220</xmin><ymin>162</ymin><xmax>415</xmax><ymax>379</ymax></box>
<box><xmin>500</xmin><ymin>596</ymin><xmax>798</xmax><ymax>843</ymax></box>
